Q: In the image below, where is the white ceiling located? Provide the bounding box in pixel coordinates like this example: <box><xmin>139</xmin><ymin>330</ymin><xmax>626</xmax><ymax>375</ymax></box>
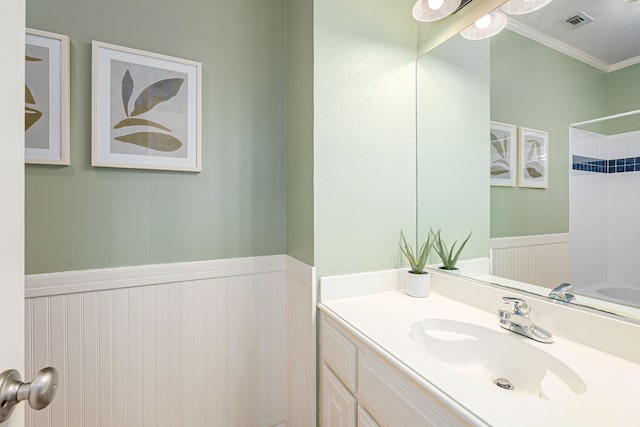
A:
<box><xmin>507</xmin><ymin>0</ymin><xmax>640</xmax><ymax>72</ymax></box>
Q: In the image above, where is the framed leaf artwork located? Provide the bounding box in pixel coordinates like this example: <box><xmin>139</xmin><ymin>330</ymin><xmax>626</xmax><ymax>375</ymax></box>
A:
<box><xmin>25</xmin><ymin>29</ymin><xmax>70</xmax><ymax>165</ymax></box>
<box><xmin>518</xmin><ymin>127</ymin><xmax>548</xmax><ymax>189</ymax></box>
<box><xmin>92</xmin><ymin>41</ymin><xmax>202</xmax><ymax>172</ymax></box>
<box><xmin>490</xmin><ymin>121</ymin><xmax>517</xmax><ymax>186</ymax></box>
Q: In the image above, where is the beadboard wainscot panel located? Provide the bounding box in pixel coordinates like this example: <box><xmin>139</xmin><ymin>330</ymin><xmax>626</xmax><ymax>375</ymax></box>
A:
<box><xmin>490</xmin><ymin>233</ymin><xmax>571</xmax><ymax>288</ymax></box>
<box><xmin>25</xmin><ymin>255</ymin><xmax>301</xmax><ymax>427</ymax></box>
<box><xmin>285</xmin><ymin>255</ymin><xmax>317</xmax><ymax>427</ymax></box>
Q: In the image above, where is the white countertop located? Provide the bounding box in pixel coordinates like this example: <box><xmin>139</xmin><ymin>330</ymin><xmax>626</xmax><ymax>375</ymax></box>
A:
<box><xmin>320</xmin><ymin>290</ymin><xmax>640</xmax><ymax>427</ymax></box>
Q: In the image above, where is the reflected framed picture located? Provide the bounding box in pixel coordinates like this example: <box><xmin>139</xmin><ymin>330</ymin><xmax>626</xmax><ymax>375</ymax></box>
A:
<box><xmin>490</xmin><ymin>121</ymin><xmax>517</xmax><ymax>187</ymax></box>
<box><xmin>518</xmin><ymin>127</ymin><xmax>548</xmax><ymax>189</ymax></box>
<box><xmin>25</xmin><ymin>29</ymin><xmax>70</xmax><ymax>165</ymax></box>
<box><xmin>92</xmin><ymin>41</ymin><xmax>202</xmax><ymax>172</ymax></box>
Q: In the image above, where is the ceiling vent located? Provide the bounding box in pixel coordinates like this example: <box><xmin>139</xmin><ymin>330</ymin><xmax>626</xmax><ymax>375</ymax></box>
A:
<box><xmin>564</xmin><ymin>11</ymin><xmax>594</xmax><ymax>29</ymax></box>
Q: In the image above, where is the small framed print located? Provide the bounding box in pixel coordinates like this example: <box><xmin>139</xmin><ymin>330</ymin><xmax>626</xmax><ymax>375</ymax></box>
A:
<box><xmin>490</xmin><ymin>121</ymin><xmax>517</xmax><ymax>187</ymax></box>
<box><xmin>25</xmin><ymin>29</ymin><xmax>70</xmax><ymax>165</ymax></box>
<box><xmin>92</xmin><ymin>41</ymin><xmax>202</xmax><ymax>172</ymax></box>
<box><xmin>519</xmin><ymin>127</ymin><xmax>548</xmax><ymax>189</ymax></box>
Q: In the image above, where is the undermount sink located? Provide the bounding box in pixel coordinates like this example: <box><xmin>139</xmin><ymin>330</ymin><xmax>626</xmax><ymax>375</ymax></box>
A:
<box><xmin>410</xmin><ymin>319</ymin><xmax>587</xmax><ymax>401</ymax></box>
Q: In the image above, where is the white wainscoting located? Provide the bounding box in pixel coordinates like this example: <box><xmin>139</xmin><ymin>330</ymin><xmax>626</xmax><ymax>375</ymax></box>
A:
<box><xmin>24</xmin><ymin>255</ymin><xmax>316</xmax><ymax>427</ymax></box>
<box><xmin>490</xmin><ymin>233</ymin><xmax>571</xmax><ymax>289</ymax></box>
<box><xmin>285</xmin><ymin>256</ymin><xmax>316</xmax><ymax>427</ymax></box>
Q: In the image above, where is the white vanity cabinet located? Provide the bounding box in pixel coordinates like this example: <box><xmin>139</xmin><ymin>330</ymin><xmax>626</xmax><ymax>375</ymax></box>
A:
<box><xmin>320</xmin><ymin>313</ymin><xmax>470</xmax><ymax>427</ymax></box>
<box><xmin>321</xmin><ymin>366</ymin><xmax>357</xmax><ymax>426</ymax></box>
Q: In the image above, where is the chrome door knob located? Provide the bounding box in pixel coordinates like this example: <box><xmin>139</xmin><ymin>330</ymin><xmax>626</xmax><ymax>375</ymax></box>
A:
<box><xmin>0</xmin><ymin>367</ymin><xmax>58</xmax><ymax>423</ymax></box>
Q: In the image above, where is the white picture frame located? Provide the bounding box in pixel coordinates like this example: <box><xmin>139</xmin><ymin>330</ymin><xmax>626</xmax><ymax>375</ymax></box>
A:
<box><xmin>490</xmin><ymin>121</ymin><xmax>517</xmax><ymax>187</ymax></box>
<box><xmin>518</xmin><ymin>127</ymin><xmax>549</xmax><ymax>189</ymax></box>
<box><xmin>25</xmin><ymin>28</ymin><xmax>70</xmax><ymax>165</ymax></box>
<box><xmin>92</xmin><ymin>41</ymin><xmax>202</xmax><ymax>172</ymax></box>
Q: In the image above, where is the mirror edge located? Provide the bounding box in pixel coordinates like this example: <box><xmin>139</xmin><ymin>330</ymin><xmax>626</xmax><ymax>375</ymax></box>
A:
<box><xmin>417</xmin><ymin>0</ymin><xmax>507</xmax><ymax>57</ymax></box>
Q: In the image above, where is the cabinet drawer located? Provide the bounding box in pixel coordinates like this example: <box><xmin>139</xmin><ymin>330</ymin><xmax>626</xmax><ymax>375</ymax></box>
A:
<box><xmin>322</xmin><ymin>364</ymin><xmax>357</xmax><ymax>427</ymax></box>
<box><xmin>322</xmin><ymin>320</ymin><xmax>357</xmax><ymax>392</ymax></box>
<box><xmin>358</xmin><ymin>350</ymin><xmax>470</xmax><ymax>427</ymax></box>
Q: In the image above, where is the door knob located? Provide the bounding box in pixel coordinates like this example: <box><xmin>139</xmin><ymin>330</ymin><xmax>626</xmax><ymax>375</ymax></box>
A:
<box><xmin>0</xmin><ymin>367</ymin><xmax>58</xmax><ymax>423</ymax></box>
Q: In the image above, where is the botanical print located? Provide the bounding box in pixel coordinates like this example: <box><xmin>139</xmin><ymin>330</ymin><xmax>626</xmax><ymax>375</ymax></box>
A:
<box><xmin>523</xmin><ymin>135</ymin><xmax>545</xmax><ymax>180</ymax></box>
<box><xmin>25</xmin><ymin>44</ymin><xmax>50</xmax><ymax>149</ymax></box>
<box><xmin>490</xmin><ymin>121</ymin><xmax>517</xmax><ymax>186</ymax></box>
<box><xmin>519</xmin><ymin>127</ymin><xmax>548</xmax><ymax>188</ymax></box>
<box><xmin>24</xmin><ymin>30</ymin><xmax>69</xmax><ymax>165</ymax></box>
<box><xmin>93</xmin><ymin>41</ymin><xmax>201</xmax><ymax>172</ymax></box>
<box><xmin>110</xmin><ymin>60</ymin><xmax>188</xmax><ymax>159</ymax></box>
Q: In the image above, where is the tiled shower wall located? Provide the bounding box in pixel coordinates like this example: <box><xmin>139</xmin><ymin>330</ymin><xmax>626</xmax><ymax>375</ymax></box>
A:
<box><xmin>570</xmin><ymin>128</ymin><xmax>640</xmax><ymax>290</ymax></box>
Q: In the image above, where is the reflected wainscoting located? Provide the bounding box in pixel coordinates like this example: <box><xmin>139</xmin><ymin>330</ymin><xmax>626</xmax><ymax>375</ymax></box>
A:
<box><xmin>24</xmin><ymin>255</ymin><xmax>315</xmax><ymax>427</ymax></box>
<box><xmin>489</xmin><ymin>233</ymin><xmax>571</xmax><ymax>288</ymax></box>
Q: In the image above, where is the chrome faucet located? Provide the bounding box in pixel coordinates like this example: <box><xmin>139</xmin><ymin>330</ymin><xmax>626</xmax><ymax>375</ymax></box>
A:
<box><xmin>498</xmin><ymin>297</ymin><xmax>553</xmax><ymax>343</ymax></box>
<box><xmin>549</xmin><ymin>283</ymin><xmax>576</xmax><ymax>303</ymax></box>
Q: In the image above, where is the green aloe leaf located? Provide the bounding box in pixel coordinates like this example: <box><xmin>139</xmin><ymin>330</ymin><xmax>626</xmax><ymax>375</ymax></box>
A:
<box><xmin>114</xmin><ymin>132</ymin><xmax>183</xmax><ymax>152</ymax></box>
<box><xmin>432</xmin><ymin>229</ymin><xmax>471</xmax><ymax>270</ymax></box>
<box><xmin>130</xmin><ymin>78</ymin><xmax>184</xmax><ymax>117</ymax></box>
<box><xmin>25</xmin><ymin>85</ymin><xmax>36</xmax><ymax>105</ymax></box>
<box><xmin>25</xmin><ymin>106</ymin><xmax>42</xmax><ymax>131</ymax></box>
<box><xmin>122</xmin><ymin>70</ymin><xmax>134</xmax><ymax>117</ymax></box>
<box><xmin>113</xmin><ymin>118</ymin><xmax>171</xmax><ymax>132</ymax></box>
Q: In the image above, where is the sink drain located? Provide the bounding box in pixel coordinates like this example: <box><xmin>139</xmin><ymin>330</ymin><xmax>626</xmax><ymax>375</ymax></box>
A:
<box><xmin>494</xmin><ymin>378</ymin><xmax>514</xmax><ymax>390</ymax></box>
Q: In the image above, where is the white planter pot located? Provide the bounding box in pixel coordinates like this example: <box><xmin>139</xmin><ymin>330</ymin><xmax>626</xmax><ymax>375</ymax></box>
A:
<box><xmin>438</xmin><ymin>266</ymin><xmax>461</xmax><ymax>275</ymax></box>
<box><xmin>406</xmin><ymin>272</ymin><xmax>430</xmax><ymax>298</ymax></box>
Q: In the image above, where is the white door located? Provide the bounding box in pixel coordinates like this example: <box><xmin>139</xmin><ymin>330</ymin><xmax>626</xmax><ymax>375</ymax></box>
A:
<box><xmin>0</xmin><ymin>0</ymin><xmax>26</xmax><ymax>426</ymax></box>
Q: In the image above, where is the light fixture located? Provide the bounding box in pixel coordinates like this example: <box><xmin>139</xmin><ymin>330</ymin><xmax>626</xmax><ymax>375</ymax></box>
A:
<box><xmin>501</xmin><ymin>0</ymin><xmax>552</xmax><ymax>15</ymax></box>
<box><xmin>460</xmin><ymin>9</ymin><xmax>507</xmax><ymax>40</ymax></box>
<box><xmin>411</xmin><ymin>0</ymin><xmax>463</xmax><ymax>22</ymax></box>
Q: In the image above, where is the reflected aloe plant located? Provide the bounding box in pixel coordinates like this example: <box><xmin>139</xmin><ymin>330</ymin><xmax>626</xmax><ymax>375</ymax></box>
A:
<box><xmin>113</xmin><ymin>69</ymin><xmax>185</xmax><ymax>152</ymax></box>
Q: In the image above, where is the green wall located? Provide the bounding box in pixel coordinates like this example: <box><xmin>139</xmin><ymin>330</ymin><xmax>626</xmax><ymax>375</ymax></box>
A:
<box><xmin>417</xmin><ymin>35</ymin><xmax>490</xmax><ymax>260</ymax></box>
<box><xmin>285</xmin><ymin>0</ymin><xmax>314</xmax><ymax>266</ymax></box>
<box><xmin>606</xmin><ymin>63</ymin><xmax>640</xmax><ymax>135</ymax></box>
<box><xmin>313</xmin><ymin>0</ymin><xmax>417</xmax><ymax>278</ymax></box>
<box><xmin>490</xmin><ymin>30</ymin><xmax>607</xmax><ymax>238</ymax></box>
<box><xmin>26</xmin><ymin>0</ymin><xmax>286</xmax><ymax>273</ymax></box>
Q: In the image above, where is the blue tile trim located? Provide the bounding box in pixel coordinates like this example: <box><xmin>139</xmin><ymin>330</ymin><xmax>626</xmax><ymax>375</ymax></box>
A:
<box><xmin>572</xmin><ymin>155</ymin><xmax>640</xmax><ymax>174</ymax></box>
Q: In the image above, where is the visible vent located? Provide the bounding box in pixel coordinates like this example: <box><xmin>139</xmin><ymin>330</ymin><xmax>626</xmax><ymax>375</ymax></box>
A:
<box><xmin>564</xmin><ymin>11</ymin><xmax>594</xmax><ymax>29</ymax></box>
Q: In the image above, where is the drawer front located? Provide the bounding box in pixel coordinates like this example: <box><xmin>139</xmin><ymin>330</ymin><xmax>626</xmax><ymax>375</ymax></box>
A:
<box><xmin>322</xmin><ymin>319</ymin><xmax>357</xmax><ymax>391</ymax></box>
<box><xmin>322</xmin><ymin>364</ymin><xmax>357</xmax><ymax>427</ymax></box>
<box><xmin>358</xmin><ymin>405</ymin><xmax>381</xmax><ymax>427</ymax></box>
<box><xmin>357</xmin><ymin>350</ymin><xmax>470</xmax><ymax>427</ymax></box>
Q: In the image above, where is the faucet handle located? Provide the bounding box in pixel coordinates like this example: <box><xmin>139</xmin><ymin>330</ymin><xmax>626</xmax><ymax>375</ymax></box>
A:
<box><xmin>549</xmin><ymin>283</ymin><xmax>576</xmax><ymax>303</ymax></box>
<box><xmin>502</xmin><ymin>296</ymin><xmax>530</xmax><ymax>315</ymax></box>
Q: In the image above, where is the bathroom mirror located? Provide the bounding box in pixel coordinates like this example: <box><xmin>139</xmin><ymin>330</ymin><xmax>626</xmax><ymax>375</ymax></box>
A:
<box><xmin>417</xmin><ymin>0</ymin><xmax>640</xmax><ymax>321</ymax></box>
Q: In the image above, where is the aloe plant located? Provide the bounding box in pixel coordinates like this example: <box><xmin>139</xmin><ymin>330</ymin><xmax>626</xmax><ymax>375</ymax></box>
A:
<box><xmin>432</xmin><ymin>229</ymin><xmax>472</xmax><ymax>270</ymax></box>
<box><xmin>399</xmin><ymin>231</ymin><xmax>434</xmax><ymax>274</ymax></box>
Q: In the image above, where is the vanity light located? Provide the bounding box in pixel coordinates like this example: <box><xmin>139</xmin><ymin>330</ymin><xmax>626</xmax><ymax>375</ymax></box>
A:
<box><xmin>501</xmin><ymin>0</ymin><xmax>552</xmax><ymax>15</ymax></box>
<box><xmin>460</xmin><ymin>9</ymin><xmax>507</xmax><ymax>40</ymax></box>
<box><xmin>411</xmin><ymin>0</ymin><xmax>463</xmax><ymax>22</ymax></box>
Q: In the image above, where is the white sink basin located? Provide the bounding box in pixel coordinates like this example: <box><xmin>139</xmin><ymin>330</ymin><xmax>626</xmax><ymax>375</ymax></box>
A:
<box><xmin>410</xmin><ymin>319</ymin><xmax>587</xmax><ymax>401</ymax></box>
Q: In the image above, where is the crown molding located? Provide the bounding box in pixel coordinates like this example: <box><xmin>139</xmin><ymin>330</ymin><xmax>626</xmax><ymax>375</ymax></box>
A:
<box><xmin>505</xmin><ymin>19</ymin><xmax>610</xmax><ymax>73</ymax></box>
<box><xmin>609</xmin><ymin>54</ymin><xmax>640</xmax><ymax>72</ymax></box>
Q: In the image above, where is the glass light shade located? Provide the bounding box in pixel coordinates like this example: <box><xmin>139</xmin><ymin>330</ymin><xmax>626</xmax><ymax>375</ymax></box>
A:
<box><xmin>460</xmin><ymin>10</ymin><xmax>507</xmax><ymax>40</ymax></box>
<box><xmin>501</xmin><ymin>0</ymin><xmax>552</xmax><ymax>15</ymax></box>
<box><xmin>412</xmin><ymin>0</ymin><xmax>463</xmax><ymax>22</ymax></box>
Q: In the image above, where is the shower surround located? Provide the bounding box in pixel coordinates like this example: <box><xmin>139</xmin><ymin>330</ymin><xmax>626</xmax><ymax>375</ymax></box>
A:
<box><xmin>570</xmin><ymin>127</ymin><xmax>640</xmax><ymax>307</ymax></box>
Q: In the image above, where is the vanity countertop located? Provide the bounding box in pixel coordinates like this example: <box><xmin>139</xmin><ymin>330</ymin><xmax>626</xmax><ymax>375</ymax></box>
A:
<box><xmin>319</xmin><ymin>289</ymin><xmax>640</xmax><ymax>427</ymax></box>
